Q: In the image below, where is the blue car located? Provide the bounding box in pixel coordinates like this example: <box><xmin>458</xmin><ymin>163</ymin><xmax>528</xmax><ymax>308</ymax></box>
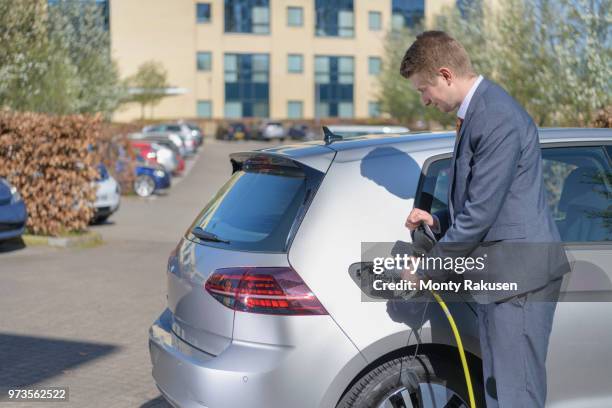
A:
<box><xmin>110</xmin><ymin>152</ymin><xmax>172</xmax><ymax>198</ymax></box>
<box><xmin>0</xmin><ymin>178</ymin><xmax>28</xmax><ymax>241</ymax></box>
<box><xmin>133</xmin><ymin>158</ymin><xmax>171</xmax><ymax>197</ymax></box>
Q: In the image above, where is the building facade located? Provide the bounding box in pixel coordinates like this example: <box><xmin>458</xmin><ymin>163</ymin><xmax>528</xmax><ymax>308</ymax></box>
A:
<box><xmin>110</xmin><ymin>0</ymin><xmax>457</xmax><ymax>121</ymax></box>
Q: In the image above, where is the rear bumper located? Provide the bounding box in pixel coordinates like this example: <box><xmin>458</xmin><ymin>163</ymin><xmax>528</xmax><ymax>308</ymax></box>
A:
<box><xmin>149</xmin><ymin>308</ymin><xmax>365</xmax><ymax>408</ymax></box>
<box><xmin>95</xmin><ymin>178</ymin><xmax>121</xmax><ymax>214</ymax></box>
<box><xmin>94</xmin><ymin>204</ymin><xmax>119</xmax><ymax>218</ymax></box>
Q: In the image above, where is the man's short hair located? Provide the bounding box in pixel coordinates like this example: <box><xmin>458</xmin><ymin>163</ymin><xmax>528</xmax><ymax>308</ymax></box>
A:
<box><xmin>399</xmin><ymin>31</ymin><xmax>475</xmax><ymax>82</ymax></box>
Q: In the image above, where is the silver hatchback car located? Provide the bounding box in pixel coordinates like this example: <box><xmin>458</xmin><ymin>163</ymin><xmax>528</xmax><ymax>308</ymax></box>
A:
<box><xmin>149</xmin><ymin>128</ymin><xmax>612</xmax><ymax>408</ymax></box>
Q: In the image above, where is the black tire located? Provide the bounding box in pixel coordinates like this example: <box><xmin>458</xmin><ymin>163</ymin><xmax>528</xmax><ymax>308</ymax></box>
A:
<box><xmin>337</xmin><ymin>353</ymin><xmax>484</xmax><ymax>408</ymax></box>
<box><xmin>90</xmin><ymin>214</ymin><xmax>110</xmax><ymax>225</ymax></box>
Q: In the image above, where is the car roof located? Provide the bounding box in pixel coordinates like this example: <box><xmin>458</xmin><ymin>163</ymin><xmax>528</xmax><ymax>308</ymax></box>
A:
<box><xmin>262</xmin><ymin>128</ymin><xmax>611</xmax><ymax>158</ymax></box>
<box><xmin>327</xmin><ymin>125</ymin><xmax>410</xmax><ymax>133</ymax></box>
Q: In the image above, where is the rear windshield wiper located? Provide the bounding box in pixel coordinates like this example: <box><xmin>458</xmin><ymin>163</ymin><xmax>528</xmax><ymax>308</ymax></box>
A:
<box><xmin>191</xmin><ymin>227</ymin><xmax>230</xmax><ymax>244</ymax></box>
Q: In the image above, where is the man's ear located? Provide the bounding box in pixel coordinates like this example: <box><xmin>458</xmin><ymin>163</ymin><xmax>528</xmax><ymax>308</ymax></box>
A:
<box><xmin>439</xmin><ymin>67</ymin><xmax>453</xmax><ymax>85</ymax></box>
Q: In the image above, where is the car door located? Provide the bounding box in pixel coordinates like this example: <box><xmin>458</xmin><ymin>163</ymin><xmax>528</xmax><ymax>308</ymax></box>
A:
<box><xmin>541</xmin><ymin>143</ymin><xmax>612</xmax><ymax>407</ymax></box>
<box><xmin>417</xmin><ymin>143</ymin><xmax>612</xmax><ymax>406</ymax></box>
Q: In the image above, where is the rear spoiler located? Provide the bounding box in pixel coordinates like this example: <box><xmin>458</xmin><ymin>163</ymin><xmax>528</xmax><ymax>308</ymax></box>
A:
<box><xmin>229</xmin><ymin>152</ymin><xmax>300</xmax><ymax>173</ymax></box>
<box><xmin>229</xmin><ymin>149</ymin><xmax>335</xmax><ymax>174</ymax></box>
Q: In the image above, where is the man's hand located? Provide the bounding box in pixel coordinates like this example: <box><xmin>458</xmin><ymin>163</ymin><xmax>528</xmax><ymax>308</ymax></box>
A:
<box><xmin>405</xmin><ymin>208</ymin><xmax>436</xmax><ymax>231</ymax></box>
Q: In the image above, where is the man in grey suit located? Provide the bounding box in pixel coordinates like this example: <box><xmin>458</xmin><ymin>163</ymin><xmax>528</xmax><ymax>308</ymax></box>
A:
<box><xmin>399</xmin><ymin>31</ymin><xmax>570</xmax><ymax>407</ymax></box>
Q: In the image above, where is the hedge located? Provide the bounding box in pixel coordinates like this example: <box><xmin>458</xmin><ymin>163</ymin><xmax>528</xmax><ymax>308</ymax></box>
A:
<box><xmin>98</xmin><ymin>122</ymin><xmax>139</xmax><ymax>194</ymax></box>
<box><xmin>0</xmin><ymin>111</ymin><xmax>100</xmax><ymax>236</ymax></box>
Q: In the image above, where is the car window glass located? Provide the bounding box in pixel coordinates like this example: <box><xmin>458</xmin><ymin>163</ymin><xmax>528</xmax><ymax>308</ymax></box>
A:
<box><xmin>417</xmin><ymin>158</ymin><xmax>451</xmax><ymax>214</ymax></box>
<box><xmin>188</xmin><ymin>165</ymin><xmax>321</xmax><ymax>252</ymax></box>
<box><xmin>542</xmin><ymin>146</ymin><xmax>611</xmax><ymax>242</ymax></box>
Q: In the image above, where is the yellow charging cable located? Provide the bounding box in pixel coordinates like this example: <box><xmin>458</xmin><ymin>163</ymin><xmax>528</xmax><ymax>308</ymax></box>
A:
<box><xmin>430</xmin><ymin>290</ymin><xmax>477</xmax><ymax>408</ymax></box>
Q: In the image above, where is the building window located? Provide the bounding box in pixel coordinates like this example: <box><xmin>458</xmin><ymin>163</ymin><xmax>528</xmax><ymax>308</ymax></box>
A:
<box><xmin>368</xmin><ymin>101</ymin><xmax>380</xmax><ymax>117</ymax></box>
<box><xmin>287</xmin><ymin>6</ymin><xmax>303</xmax><ymax>26</ymax></box>
<box><xmin>315</xmin><ymin>0</ymin><xmax>354</xmax><ymax>37</ymax></box>
<box><xmin>224</xmin><ymin>53</ymin><xmax>269</xmax><ymax>118</ymax></box>
<box><xmin>196</xmin><ymin>3</ymin><xmax>211</xmax><ymax>23</ymax></box>
<box><xmin>315</xmin><ymin>55</ymin><xmax>353</xmax><ymax>118</ymax></box>
<box><xmin>197</xmin><ymin>100</ymin><xmax>212</xmax><ymax>118</ymax></box>
<box><xmin>225</xmin><ymin>0</ymin><xmax>270</xmax><ymax>34</ymax></box>
<box><xmin>287</xmin><ymin>101</ymin><xmax>303</xmax><ymax>118</ymax></box>
<box><xmin>224</xmin><ymin>102</ymin><xmax>242</xmax><ymax>118</ymax></box>
<box><xmin>368</xmin><ymin>57</ymin><xmax>382</xmax><ymax>75</ymax></box>
<box><xmin>197</xmin><ymin>52</ymin><xmax>212</xmax><ymax>71</ymax></box>
<box><xmin>392</xmin><ymin>0</ymin><xmax>424</xmax><ymax>29</ymax></box>
<box><xmin>287</xmin><ymin>54</ymin><xmax>303</xmax><ymax>73</ymax></box>
<box><xmin>368</xmin><ymin>11</ymin><xmax>382</xmax><ymax>30</ymax></box>
<box><xmin>338</xmin><ymin>102</ymin><xmax>353</xmax><ymax>118</ymax></box>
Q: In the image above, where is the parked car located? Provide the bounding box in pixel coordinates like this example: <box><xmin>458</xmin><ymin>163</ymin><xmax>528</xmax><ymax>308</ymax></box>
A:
<box><xmin>217</xmin><ymin>122</ymin><xmax>250</xmax><ymax>141</ymax></box>
<box><xmin>257</xmin><ymin>120</ymin><xmax>286</xmax><ymax>141</ymax></box>
<box><xmin>149</xmin><ymin>128</ymin><xmax>612</xmax><ymax>408</ymax></box>
<box><xmin>288</xmin><ymin>123</ymin><xmax>317</xmax><ymax>141</ymax></box>
<box><xmin>178</xmin><ymin>121</ymin><xmax>204</xmax><ymax>146</ymax></box>
<box><xmin>133</xmin><ymin>158</ymin><xmax>172</xmax><ymax>198</ymax></box>
<box><xmin>0</xmin><ymin>178</ymin><xmax>27</xmax><ymax>241</ymax></box>
<box><xmin>130</xmin><ymin>140</ymin><xmax>182</xmax><ymax>175</ymax></box>
<box><xmin>133</xmin><ymin>130</ymin><xmax>190</xmax><ymax>157</ymax></box>
<box><xmin>327</xmin><ymin>125</ymin><xmax>410</xmax><ymax>138</ymax></box>
<box><xmin>93</xmin><ymin>164</ymin><xmax>120</xmax><ymax>223</ymax></box>
<box><xmin>148</xmin><ymin>139</ymin><xmax>186</xmax><ymax>175</ymax></box>
<box><xmin>143</xmin><ymin>123</ymin><xmax>198</xmax><ymax>155</ymax></box>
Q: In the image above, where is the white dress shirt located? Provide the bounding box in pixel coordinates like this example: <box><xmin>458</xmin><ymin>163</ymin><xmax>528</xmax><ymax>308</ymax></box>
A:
<box><xmin>457</xmin><ymin>75</ymin><xmax>484</xmax><ymax>120</ymax></box>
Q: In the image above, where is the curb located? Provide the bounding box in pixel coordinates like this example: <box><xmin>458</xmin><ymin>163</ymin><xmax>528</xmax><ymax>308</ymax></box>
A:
<box><xmin>23</xmin><ymin>231</ymin><xmax>104</xmax><ymax>248</ymax></box>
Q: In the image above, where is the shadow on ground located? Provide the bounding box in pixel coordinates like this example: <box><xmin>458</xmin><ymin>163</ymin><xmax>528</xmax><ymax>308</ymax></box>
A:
<box><xmin>0</xmin><ymin>332</ymin><xmax>119</xmax><ymax>388</ymax></box>
<box><xmin>140</xmin><ymin>395</ymin><xmax>172</xmax><ymax>408</ymax></box>
<box><xmin>0</xmin><ymin>237</ymin><xmax>25</xmax><ymax>254</ymax></box>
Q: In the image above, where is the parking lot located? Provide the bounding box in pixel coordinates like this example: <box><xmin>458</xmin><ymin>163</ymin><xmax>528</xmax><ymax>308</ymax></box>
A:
<box><xmin>0</xmin><ymin>139</ymin><xmax>273</xmax><ymax>408</ymax></box>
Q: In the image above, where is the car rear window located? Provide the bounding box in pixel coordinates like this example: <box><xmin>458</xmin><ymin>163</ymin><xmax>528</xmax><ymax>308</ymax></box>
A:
<box><xmin>187</xmin><ymin>162</ymin><xmax>323</xmax><ymax>252</ymax></box>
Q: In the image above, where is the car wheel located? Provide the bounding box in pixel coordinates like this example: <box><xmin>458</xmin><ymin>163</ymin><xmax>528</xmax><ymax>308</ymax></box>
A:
<box><xmin>337</xmin><ymin>353</ymin><xmax>484</xmax><ymax>408</ymax></box>
<box><xmin>94</xmin><ymin>214</ymin><xmax>110</xmax><ymax>224</ymax></box>
<box><xmin>134</xmin><ymin>175</ymin><xmax>156</xmax><ymax>197</ymax></box>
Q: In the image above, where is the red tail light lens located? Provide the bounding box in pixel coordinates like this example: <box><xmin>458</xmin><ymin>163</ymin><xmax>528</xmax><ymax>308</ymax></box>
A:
<box><xmin>204</xmin><ymin>267</ymin><xmax>328</xmax><ymax>315</ymax></box>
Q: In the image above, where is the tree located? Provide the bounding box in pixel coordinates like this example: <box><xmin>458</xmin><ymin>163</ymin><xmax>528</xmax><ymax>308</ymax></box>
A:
<box><xmin>489</xmin><ymin>0</ymin><xmax>560</xmax><ymax>125</ymax></box>
<box><xmin>377</xmin><ymin>0</ymin><xmax>611</xmax><ymax>128</ymax></box>
<box><xmin>0</xmin><ymin>0</ymin><xmax>123</xmax><ymax>116</ymax></box>
<box><xmin>126</xmin><ymin>61</ymin><xmax>170</xmax><ymax>119</ymax></box>
<box><xmin>376</xmin><ymin>28</ymin><xmax>455</xmax><ymax>129</ymax></box>
<box><xmin>47</xmin><ymin>0</ymin><xmax>125</xmax><ymax>117</ymax></box>
<box><xmin>0</xmin><ymin>0</ymin><xmax>74</xmax><ymax>114</ymax></box>
<box><xmin>550</xmin><ymin>0</ymin><xmax>611</xmax><ymax>125</ymax></box>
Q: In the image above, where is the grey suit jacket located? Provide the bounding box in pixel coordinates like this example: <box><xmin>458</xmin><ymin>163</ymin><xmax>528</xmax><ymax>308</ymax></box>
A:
<box><xmin>423</xmin><ymin>78</ymin><xmax>570</xmax><ymax>302</ymax></box>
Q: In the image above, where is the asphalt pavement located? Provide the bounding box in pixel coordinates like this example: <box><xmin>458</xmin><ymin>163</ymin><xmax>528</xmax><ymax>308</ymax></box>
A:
<box><xmin>0</xmin><ymin>139</ymin><xmax>274</xmax><ymax>408</ymax></box>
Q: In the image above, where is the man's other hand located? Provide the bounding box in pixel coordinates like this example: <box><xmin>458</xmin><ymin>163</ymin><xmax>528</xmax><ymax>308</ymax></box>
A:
<box><xmin>405</xmin><ymin>208</ymin><xmax>436</xmax><ymax>231</ymax></box>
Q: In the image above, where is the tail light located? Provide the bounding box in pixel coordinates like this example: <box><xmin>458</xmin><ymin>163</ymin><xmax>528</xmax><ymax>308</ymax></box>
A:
<box><xmin>205</xmin><ymin>267</ymin><xmax>328</xmax><ymax>315</ymax></box>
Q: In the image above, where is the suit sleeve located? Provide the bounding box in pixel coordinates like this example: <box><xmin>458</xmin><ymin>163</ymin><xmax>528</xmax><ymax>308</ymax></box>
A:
<box><xmin>421</xmin><ymin>106</ymin><xmax>522</xmax><ymax>281</ymax></box>
<box><xmin>432</xmin><ymin>210</ymin><xmax>450</xmax><ymax>239</ymax></box>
